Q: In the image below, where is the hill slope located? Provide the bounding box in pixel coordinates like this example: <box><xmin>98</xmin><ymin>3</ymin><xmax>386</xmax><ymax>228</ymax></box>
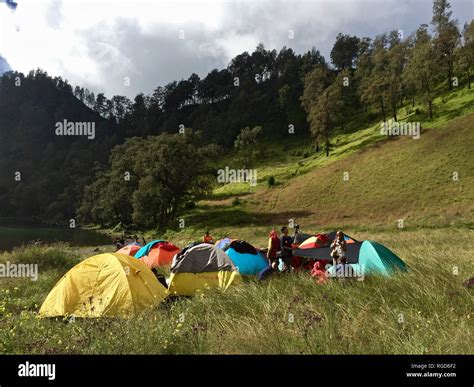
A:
<box><xmin>251</xmin><ymin>113</ymin><xmax>474</xmax><ymax>228</ymax></box>
<box><xmin>0</xmin><ymin>71</ymin><xmax>118</xmax><ymax>222</ymax></box>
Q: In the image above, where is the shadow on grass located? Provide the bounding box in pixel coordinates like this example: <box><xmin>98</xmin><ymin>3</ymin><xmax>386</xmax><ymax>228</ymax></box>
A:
<box><xmin>184</xmin><ymin>207</ymin><xmax>313</xmax><ymax>228</ymax></box>
<box><xmin>206</xmin><ymin>191</ymin><xmax>253</xmax><ymax>201</ymax></box>
<box><xmin>333</xmin><ymin>135</ymin><xmax>383</xmax><ymax>157</ymax></box>
<box><xmin>437</xmin><ymin>104</ymin><xmax>474</xmax><ymax>123</ymax></box>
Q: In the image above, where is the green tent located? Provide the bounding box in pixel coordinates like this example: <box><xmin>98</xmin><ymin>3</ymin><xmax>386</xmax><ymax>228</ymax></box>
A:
<box><xmin>357</xmin><ymin>240</ymin><xmax>407</xmax><ymax>276</ymax></box>
<box><xmin>324</xmin><ymin>240</ymin><xmax>407</xmax><ymax>278</ymax></box>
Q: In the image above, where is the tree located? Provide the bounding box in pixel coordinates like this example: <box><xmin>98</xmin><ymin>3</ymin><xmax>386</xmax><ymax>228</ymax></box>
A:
<box><xmin>301</xmin><ymin>66</ymin><xmax>346</xmax><ymax>156</ymax></box>
<box><xmin>198</xmin><ymin>69</ymin><xmax>232</xmax><ymax>104</ymax></box>
<box><xmin>188</xmin><ymin>73</ymin><xmax>201</xmax><ymax>104</ymax></box>
<box><xmin>405</xmin><ymin>25</ymin><xmax>438</xmax><ymax>119</ymax></box>
<box><xmin>354</xmin><ymin>37</ymin><xmax>373</xmax><ymax>113</ymax></box>
<box><xmin>74</xmin><ymin>86</ymin><xmax>85</xmax><ymax>102</ymax></box>
<box><xmin>79</xmin><ymin>133</ymin><xmax>215</xmax><ymax>229</ymax></box>
<box><xmin>431</xmin><ymin>0</ymin><xmax>460</xmax><ymax>90</ymax></box>
<box><xmin>300</xmin><ymin>48</ymin><xmax>326</xmax><ymax>76</ymax></box>
<box><xmin>357</xmin><ymin>34</ymin><xmax>391</xmax><ymax>122</ymax></box>
<box><xmin>234</xmin><ymin>126</ymin><xmax>262</xmax><ymax>168</ymax></box>
<box><xmin>110</xmin><ymin>95</ymin><xmax>132</xmax><ymax>123</ymax></box>
<box><xmin>301</xmin><ymin>65</ymin><xmax>332</xmax><ymax>151</ymax></box>
<box><xmin>85</xmin><ymin>90</ymin><xmax>95</xmax><ymax>108</ymax></box>
<box><xmin>314</xmin><ymin>81</ymin><xmax>345</xmax><ymax>157</ymax></box>
<box><xmin>386</xmin><ymin>31</ymin><xmax>407</xmax><ymax>121</ymax></box>
<box><xmin>130</xmin><ymin>94</ymin><xmax>148</xmax><ymax>136</ymax></box>
<box><xmin>94</xmin><ymin>93</ymin><xmax>108</xmax><ymax>117</ymax></box>
<box><xmin>456</xmin><ymin>21</ymin><xmax>474</xmax><ymax>89</ymax></box>
<box><xmin>131</xmin><ymin>133</ymin><xmax>214</xmax><ymax>228</ymax></box>
<box><xmin>330</xmin><ymin>33</ymin><xmax>360</xmax><ymax>70</ymax></box>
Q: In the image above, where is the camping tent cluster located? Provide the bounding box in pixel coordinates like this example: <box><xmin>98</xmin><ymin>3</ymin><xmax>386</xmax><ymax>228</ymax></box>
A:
<box><xmin>293</xmin><ymin>232</ymin><xmax>407</xmax><ymax>276</ymax></box>
<box><xmin>39</xmin><ymin>232</ymin><xmax>407</xmax><ymax>318</ymax></box>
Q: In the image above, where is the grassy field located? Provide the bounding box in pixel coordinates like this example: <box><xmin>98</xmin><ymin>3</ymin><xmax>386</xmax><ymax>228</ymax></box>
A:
<box><xmin>0</xmin><ymin>228</ymin><xmax>472</xmax><ymax>354</ymax></box>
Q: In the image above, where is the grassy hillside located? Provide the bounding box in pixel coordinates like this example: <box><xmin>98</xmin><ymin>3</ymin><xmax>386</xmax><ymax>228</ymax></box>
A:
<box><xmin>253</xmin><ymin>112</ymin><xmax>474</xmax><ymax>228</ymax></box>
<box><xmin>211</xmin><ymin>87</ymin><xmax>474</xmax><ymax>198</ymax></box>
<box><xmin>180</xmin><ymin>87</ymin><xmax>474</xmax><ymax>240</ymax></box>
<box><xmin>164</xmin><ymin>119</ymin><xmax>473</xmax><ymax>247</ymax></box>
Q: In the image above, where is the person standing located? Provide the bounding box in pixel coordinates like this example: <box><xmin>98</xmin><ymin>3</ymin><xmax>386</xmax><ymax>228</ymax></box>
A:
<box><xmin>267</xmin><ymin>229</ymin><xmax>281</xmax><ymax>265</ymax></box>
<box><xmin>202</xmin><ymin>230</ymin><xmax>214</xmax><ymax>244</ymax></box>
<box><xmin>330</xmin><ymin>230</ymin><xmax>347</xmax><ymax>267</ymax></box>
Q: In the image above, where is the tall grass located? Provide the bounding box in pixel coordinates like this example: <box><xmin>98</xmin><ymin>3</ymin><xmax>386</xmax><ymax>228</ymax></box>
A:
<box><xmin>0</xmin><ymin>229</ymin><xmax>472</xmax><ymax>354</ymax></box>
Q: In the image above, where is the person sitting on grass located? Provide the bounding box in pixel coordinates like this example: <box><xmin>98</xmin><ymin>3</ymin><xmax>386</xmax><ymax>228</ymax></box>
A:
<box><xmin>202</xmin><ymin>230</ymin><xmax>214</xmax><ymax>244</ymax></box>
<box><xmin>258</xmin><ymin>260</ymin><xmax>279</xmax><ymax>281</ymax></box>
<box><xmin>310</xmin><ymin>260</ymin><xmax>328</xmax><ymax>284</ymax></box>
<box><xmin>330</xmin><ymin>230</ymin><xmax>347</xmax><ymax>267</ymax></box>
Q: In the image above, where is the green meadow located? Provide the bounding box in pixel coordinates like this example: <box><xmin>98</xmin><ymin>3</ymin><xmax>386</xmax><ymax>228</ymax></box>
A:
<box><xmin>0</xmin><ymin>228</ymin><xmax>472</xmax><ymax>354</ymax></box>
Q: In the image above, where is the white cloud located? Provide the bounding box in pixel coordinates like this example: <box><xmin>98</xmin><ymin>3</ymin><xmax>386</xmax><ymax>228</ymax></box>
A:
<box><xmin>0</xmin><ymin>0</ymin><xmax>472</xmax><ymax>98</ymax></box>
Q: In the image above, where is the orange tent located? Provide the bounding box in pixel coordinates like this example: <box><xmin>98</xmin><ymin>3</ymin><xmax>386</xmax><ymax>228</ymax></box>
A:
<box><xmin>139</xmin><ymin>242</ymin><xmax>180</xmax><ymax>268</ymax></box>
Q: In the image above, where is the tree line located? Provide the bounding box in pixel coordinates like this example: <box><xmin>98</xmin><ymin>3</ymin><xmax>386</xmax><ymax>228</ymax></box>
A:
<box><xmin>301</xmin><ymin>0</ymin><xmax>473</xmax><ymax>156</ymax></box>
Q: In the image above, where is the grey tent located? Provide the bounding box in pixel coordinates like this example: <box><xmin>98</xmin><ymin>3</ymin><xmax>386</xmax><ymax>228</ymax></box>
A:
<box><xmin>171</xmin><ymin>243</ymin><xmax>236</xmax><ymax>273</ymax></box>
<box><xmin>168</xmin><ymin>243</ymin><xmax>240</xmax><ymax>296</ymax></box>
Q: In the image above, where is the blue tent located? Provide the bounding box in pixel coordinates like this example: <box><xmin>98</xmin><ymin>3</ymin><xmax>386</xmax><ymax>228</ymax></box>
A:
<box><xmin>224</xmin><ymin>240</ymin><xmax>268</xmax><ymax>275</ymax></box>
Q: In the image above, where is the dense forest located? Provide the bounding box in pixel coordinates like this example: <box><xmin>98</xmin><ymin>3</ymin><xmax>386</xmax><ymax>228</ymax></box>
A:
<box><xmin>0</xmin><ymin>0</ymin><xmax>472</xmax><ymax>229</ymax></box>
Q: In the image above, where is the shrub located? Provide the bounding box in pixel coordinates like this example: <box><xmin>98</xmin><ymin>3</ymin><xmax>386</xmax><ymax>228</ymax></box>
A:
<box><xmin>267</xmin><ymin>175</ymin><xmax>275</xmax><ymax>187</ymax></box>
<box><xmin>232</xmin><ymin>197</ymin><xmax>242</xmax><ymax>206</ymax></box>
<box><xmin>184</xmin><ymin>201</ymin><xmax>196</xmax><ymax>210</ymax></box>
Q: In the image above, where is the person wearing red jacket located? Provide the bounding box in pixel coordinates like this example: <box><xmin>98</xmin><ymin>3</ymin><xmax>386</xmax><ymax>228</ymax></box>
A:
<box><xmin>267</xmin><ymin>229</ymin><xmax>281</xmax><ymax>264</ymax></box>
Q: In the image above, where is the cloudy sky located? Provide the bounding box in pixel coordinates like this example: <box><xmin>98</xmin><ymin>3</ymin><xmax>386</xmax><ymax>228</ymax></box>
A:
<box><xmin>0</xmin><ymin>0</ymin><xmax>473</xmax><ymax>98</ymax></box>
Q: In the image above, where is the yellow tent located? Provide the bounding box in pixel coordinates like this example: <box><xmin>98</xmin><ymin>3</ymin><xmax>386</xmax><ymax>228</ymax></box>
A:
<box><xmin>39</xmin><ymin>253</ymin><xmax>167</xmax><ymax>318</ymax></box>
